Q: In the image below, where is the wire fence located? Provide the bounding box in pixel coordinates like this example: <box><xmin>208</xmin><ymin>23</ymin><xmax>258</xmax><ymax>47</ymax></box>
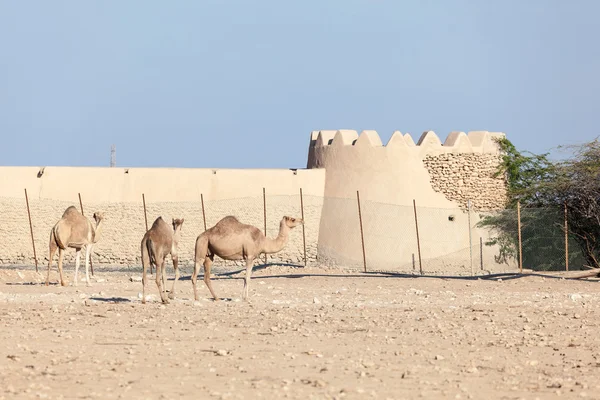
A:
<box><xmin>0</xmin><ymin>190</ymin><xmax>584</xmax><ymax>276</ymax></box>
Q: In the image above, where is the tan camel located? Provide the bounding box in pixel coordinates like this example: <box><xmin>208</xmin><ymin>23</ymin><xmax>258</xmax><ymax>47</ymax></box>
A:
<box><xmin>45</xmin><ymin>206</ymin><xmax>104</xmax><ymax>287</ymax></box>
<box><xmin>192</xmin><ymin>215</ymin><xmax>303</xmax><ymax>302</ymax></box>
<box><xmin>140</xmin><ymin>217</ymin><xmax>184</xmax><ymax>304</ymax></box>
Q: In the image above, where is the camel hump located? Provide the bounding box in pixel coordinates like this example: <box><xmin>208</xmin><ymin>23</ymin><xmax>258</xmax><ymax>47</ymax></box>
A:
<box><xmin>219</xmin><ymin>216</ymin><xmax>240</xmax><ymax>224</ymax></box>
<box><xmin>62</xmin><ymin>205</ymin><xmax>80</xmax><ymax>218</ymax></box>
<box><xmin>151</xmin><ymin>216</ymin><xmax>165</xmax><ymax>229</ymax></box>
<box><xmin>150</xmin><ymin>217</ymin><xmax>171</xmax><ymax>235</ymax></box>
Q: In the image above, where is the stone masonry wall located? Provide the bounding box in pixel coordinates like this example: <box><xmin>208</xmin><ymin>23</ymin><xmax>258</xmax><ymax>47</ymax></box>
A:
<box><xmin>0</xmin><ymin>195</ymin><xmax>323</xmax><ymax>273</ymax></box>
<box><xmin>423</xmin><ymin>153</ymin><xmax>507</xmax><ymax>211</ymax></box>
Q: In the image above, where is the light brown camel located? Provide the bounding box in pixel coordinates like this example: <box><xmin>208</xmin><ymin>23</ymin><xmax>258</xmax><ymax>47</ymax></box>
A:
<box><xmin>141</xmin><ymin>217</ymin><xmax>184</xmax><ymax>304</ymax></box>
<box><xmin>192</xmin><ymin>215</ymin><xmax>303</xmax><ymax>302</ymax></box>
<box><xmin>45</xmin><ymin>206</ymin><xmax>104</xmax><ymax>287</ymax></box>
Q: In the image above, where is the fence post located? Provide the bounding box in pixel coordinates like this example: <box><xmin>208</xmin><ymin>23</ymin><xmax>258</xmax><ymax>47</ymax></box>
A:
<box><xmin>300</xmin><ymin>188</ymin><xmax>307</xmax><ymax>266</ymax></box>
<box><xmin>263</xmin><ymin>188</ymin><xmax>267</xmax><ymax>264</ymax></box>
<box><xmin>78</xmin><ymin>193</ymin><xmax>94</xmax><ymax>276</ymax></box>
<box><xmin>467</xmin><ymin>199</ymin><xmax>474</xmax><ymax>276</ymax></box>
<box><xmin>517</xmin><ymin>200</ymin><xmax>523</xmax><ymax>274</ymax></box>
<box><xmin>142</xmin><ymin>193</ymin><xmax>149</xmax><ymax>232</ymax></box>
<box><xmin>413</xmin><ymin>199</ymin><xmax>423</xmax><ymax>275</ymax></box>
<box><xmin>24</xmin><ymin>189</ymin><xmax>38</xmax><ymax>272</ymax></box>
<box><xmin>564</xmin><ymin>202</ymin><xmax>569</xmax><ymax>271</ymax></box>
<box><xmin>356</xmin><ymin>191</ymin><xmax>367</xmax><ymax>273</ymax></box>
<box><xmin>480</xmin><ymin>237</ymin><xmax>483</xmax><ymax>270</ymax></box>
<box><xmin>201</xmin><ymin>193</ymin><xmax>207</xmax><ymax>232</ymax></box>
<box><xmin>142</xmin><ymin>193</ymin><xmax>152</xmax><ymax>274</ymax></box>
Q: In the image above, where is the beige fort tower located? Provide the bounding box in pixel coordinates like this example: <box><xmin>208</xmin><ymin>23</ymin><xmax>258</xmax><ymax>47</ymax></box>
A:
<box><xmin>307</xmin><ymin>129</ymin><xmax>509</xmax><ymax>273</ymax></box>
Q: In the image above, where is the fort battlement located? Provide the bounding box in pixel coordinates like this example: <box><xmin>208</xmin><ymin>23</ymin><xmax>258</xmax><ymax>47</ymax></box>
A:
<box><xmin>308</xmin><ymin>130</ymin><xmax>505</xmax><ymax>168</ymax></box>
<box><xmin>306</xmin><ymin>129</ymin><xmax>507</xmax><ymax>209</ymax></box>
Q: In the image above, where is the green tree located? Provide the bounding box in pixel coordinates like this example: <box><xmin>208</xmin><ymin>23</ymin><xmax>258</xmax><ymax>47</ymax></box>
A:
<box><xmin>477</xmin><ymin>138</ymin><xmax>597</xmax><ymax>270</ymax></box>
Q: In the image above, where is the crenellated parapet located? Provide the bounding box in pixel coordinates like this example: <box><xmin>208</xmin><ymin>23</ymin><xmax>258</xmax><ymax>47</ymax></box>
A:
<box><xmin>307</xmin><ymin>130</ymin><xmax>505</xmax><ymax>168</ymax></box>
<box><xmin>306</xmin><ymin>128</ymin><xmax>507</xmax><ymax>211</ymax></box>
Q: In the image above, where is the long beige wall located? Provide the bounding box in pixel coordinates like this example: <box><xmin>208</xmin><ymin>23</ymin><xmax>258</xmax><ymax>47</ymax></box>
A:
<box><xmin>0</xmin><ymin>167</ymin><xmax>325</xmax><ymax>271</ymax></box>
<box><xmin>0</xmin><ymin>166</ymin><xmax>324</xmax><ymax>201</ymax></box>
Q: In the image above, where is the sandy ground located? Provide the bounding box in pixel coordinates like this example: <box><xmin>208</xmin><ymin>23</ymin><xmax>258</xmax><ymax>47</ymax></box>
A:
<box><xmin>1</xmin><ymin>265</ymin><xmax>600</xmax><ymax>400</ymax></box>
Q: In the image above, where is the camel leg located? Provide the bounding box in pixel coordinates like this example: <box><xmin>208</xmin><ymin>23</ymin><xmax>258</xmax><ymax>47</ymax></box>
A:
<box><xmin>141</xmin><ymin>243</ymin><xmax>150</xmax><ymax>305</ymax></box>
<box><xmin>46</xmin><ymin>240</ymin><xmax>58</xmax><ymax>286</ymax></box>
<box><xmin>155</xmin><ymin>258</ymin><xmax>169</xmax><ymax>304</ymax></box>
<box><xmin>74</xmin><ymin>248</ymin><xmax>81</xmax><ymax>287</ymax></box>
<box><xmin>57</xmin><ymin>249</ymin><xmax>66</xmax><ymax>287</ymax></box>
<box><xmin>168</xmin><ymin>254</ymin><xmax>179</xmax><ymax>300</ymax></box>
<box><xmin>242</xmin><ymin>256</ymin><xmax>255</xmax><ymax>301</ymax></box>
<box><xmin>84</xmin><ymin>245</ymin><xmax>92</xmax><ymax>287</ymax></box>
<box><xmin>192</xmin><ymin>258</ymin><xmax>200</xmax><ymax>301</ymax></box>
<box><xmin>203</xmin><ymin>256</ymin><xmax>219</xmax><ymax>301</ymax></box>
<box><xmin>161</xmin><ymin>258</ymin><xmax>168</xmax><ymax>298</ymax></box>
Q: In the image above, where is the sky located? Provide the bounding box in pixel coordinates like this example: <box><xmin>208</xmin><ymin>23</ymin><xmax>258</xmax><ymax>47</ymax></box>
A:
<box><xmin>1</xmin><ymin>0</ymin><xmax>599</xmax><ymax>169</ymax></box>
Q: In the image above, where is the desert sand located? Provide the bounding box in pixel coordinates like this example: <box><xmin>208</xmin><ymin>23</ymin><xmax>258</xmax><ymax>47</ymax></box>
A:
<box><xmin>1</xmin><ymin>265</ymin><xmax>599</xmax><ymax>400</ymax></box>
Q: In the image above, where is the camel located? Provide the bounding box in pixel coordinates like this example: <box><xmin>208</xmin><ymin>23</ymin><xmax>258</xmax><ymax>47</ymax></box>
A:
<box><xmin>45</xmin><ymin>206</ymin><xmax>104</xmax><ymax>287</ymax></box>
<box><xmin>140</xmin><ymin>217</ymin><xmax>184</xmax><ymax>304</ymax></box>
<box><xmin>192</xmin><ymin>215</ymin><xmax>303</xmax><ymax>302</ymax></box>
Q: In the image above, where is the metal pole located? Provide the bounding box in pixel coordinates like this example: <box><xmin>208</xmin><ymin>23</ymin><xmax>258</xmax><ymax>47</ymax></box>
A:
<box><xmin>24</xmin><ymin>189</ymin><xmax>38</xmax><ymax>272</ymax></box>
<box><xmin>300</xmin><ymin>188</ymin><xmax>307</xmax><ymax>266</ymax></box>
<box><xmin>517</xmin><ymin>200</ymin><xmax>523</xmax><ymax>274</ymax></box>
<box><xmin>78</xmin><ymin>193</ymin><xmax>84</xmax><ymax>215</ymax></box>
<box><xmin>200</xmin><ymin>193</ymin><xmax>207</xmax><ymax>232</ymax></box>
<box><xmin>263</xmin><ymin>188</ymin><xmax>267</xmax><ymax>264</ymax></box>
<box><xmin>142</xmin><ymin>193</ymin><xmax>149</xmax><ymax>232</ymax></box>
<box><xmin>564</xmin><ymin>202</ymin><xmax>569</xmax><ymax>271</ymax></box>
<box><xmin>413</xmin><ymin>199</ymin><xmax>423</xmax><ymax>275</ymax></box>
<box><xmin>142</xmin><ymin>193</ymin><xmax>151</xmax><ymax>274</ymax></box>
<box><xmin>78</xmin><ymin>193</ymin><xmax>94</xmax><ymax>276</ymax></box>
<box><xmin>467</xmin><ymin>200</ymin><xmax>474</xmax><ymax>276</ymax></box>
<box><xmin>356</xmin><ymin>191</ymin><xmax>367</xmax><ymax>272</ymax></box>
<box><xmin>480</xmin><ymin>237</ymin><xmax>483</xmax><ymax>270</ymax></box>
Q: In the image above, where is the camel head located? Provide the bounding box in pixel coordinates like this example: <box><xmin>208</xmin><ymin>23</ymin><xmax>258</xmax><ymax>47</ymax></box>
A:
<box><xmin>172</xmin><ymin>218</ymin><xmax>184</xmax><ymax>232</ymax></box>
<box><xmin>92</xmin><ymin>211</ymin><xmax>104</xmax><ymax>224</ymax></box>
<box><xmin>91</xmin><ymin>211</ymin><xmax>105</xmax><ymax>243</ymax></box>
<box><xmin>282</xmin><ymin>216</ymin><xmax>303</xmax><ymax>229</ymax></box>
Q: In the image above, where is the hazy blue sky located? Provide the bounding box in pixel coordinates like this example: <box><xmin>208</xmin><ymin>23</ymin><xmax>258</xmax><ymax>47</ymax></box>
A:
<box><xmin>1</xmin><ymin>1</ymin><xmax>598</xmax><ymax>168</ymax></box>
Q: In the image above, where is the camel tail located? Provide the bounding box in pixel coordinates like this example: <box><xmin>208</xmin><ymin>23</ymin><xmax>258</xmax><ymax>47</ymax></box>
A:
<box><xmin>146</xmin><ymin>238</ymin><xmax>157</xmax><ymax>266</ymax></box>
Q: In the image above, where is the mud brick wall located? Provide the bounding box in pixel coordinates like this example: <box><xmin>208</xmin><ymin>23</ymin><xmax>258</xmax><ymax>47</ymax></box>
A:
<box><xmin>0</xmin><ymin>195</ymin><xmax>323</xmax><ymax>273</ymax></box>
<box><xmin>423</xmin><ymin>153</ymin><xmax>507</xmax><ymax>211</ymax></box>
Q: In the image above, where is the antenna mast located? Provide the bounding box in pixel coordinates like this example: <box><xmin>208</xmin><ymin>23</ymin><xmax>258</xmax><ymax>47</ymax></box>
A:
<box><xmin>110</xmin><ymin>144</ymin><xmax>116</xmax><ymax>167</ymax></box>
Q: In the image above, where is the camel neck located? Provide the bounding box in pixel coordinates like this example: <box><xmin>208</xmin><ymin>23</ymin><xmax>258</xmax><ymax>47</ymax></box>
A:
<box><xmin>262</xmin><ymin>221</ymin><xmax>290</xmax><ymax>254</ymax></box>
<box><xmin>93</xmin><ymin>221</ymin><xmax>103</xmax><ymax>244</ymax></box>
<box><xmin>173</xmin><ymin>228</ymin><xmax>182</xmax><ymax>244</ymax></box>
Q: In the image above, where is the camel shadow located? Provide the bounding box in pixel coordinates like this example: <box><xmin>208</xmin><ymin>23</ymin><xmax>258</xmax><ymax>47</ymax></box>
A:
<box><xmin>178</xmin><ymin>262</ymin><xmax>304</xmax><ymax>281</ymax></box>
<box><xmin>89</xmin><ymin>296</ymin><xmax>131</xmax><ymax>303</ymax></box>
<box><xmin>5</xmin><ymin>281</ymin><xmax>101</xmax><ymax>287</ymax></box>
